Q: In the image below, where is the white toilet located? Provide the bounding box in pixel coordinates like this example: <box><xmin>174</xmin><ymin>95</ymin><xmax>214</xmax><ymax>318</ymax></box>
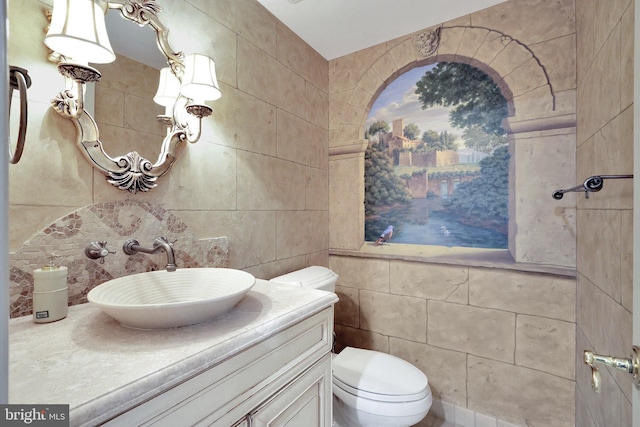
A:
<box><xmin>270</xmin><ymin>266</ymin><xmax>432</xmax><ymax>427</ymax></box>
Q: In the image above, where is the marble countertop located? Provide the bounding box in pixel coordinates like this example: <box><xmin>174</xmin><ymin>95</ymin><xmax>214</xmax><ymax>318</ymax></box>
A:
<box><xmin>9</xmin><ymin>280</ymin><xmax>338</xmax><ymax>427</ymax></box>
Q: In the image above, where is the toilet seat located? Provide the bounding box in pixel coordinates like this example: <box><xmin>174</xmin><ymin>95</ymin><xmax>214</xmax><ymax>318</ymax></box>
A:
<box><xmin>332</xmin><ymin>347</ymin><xmax>430</xmax><ymax>403</ymax></box>
<box><xmin>332</xmin><ymin>383</ymin><xmax>432</xmax><ymax>419</ymax></box>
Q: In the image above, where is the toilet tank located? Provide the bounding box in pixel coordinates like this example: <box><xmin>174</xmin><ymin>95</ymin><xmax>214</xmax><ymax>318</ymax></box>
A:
<box><xmin>269</xmin><ymin>266</ymin><xmax>338</xmax><ymax>292</ymax></box>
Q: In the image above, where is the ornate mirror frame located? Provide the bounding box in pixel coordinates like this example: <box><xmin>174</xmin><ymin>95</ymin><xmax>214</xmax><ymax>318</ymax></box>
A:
<box><xmin>47</xmin><ymin>0</ymin><xmax>217</xmax><ymax>194</ymax></box>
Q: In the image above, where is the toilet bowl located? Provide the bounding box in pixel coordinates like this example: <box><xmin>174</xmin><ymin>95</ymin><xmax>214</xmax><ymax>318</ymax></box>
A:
<box><xmin>270</xmin><ymin>266</ymin><xmax>432</xmax><ymax>427</ymax></box>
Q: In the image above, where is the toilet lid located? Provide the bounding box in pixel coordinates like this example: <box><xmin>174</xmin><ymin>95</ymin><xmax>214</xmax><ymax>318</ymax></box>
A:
<box><xmin>332</xmin><ymin>347</ymin><xmax>429</xmax><ymax>402</ymax></box>
<box><xmin>270</xmin><ymin>266</ymin><xmax>338</xmax><ymax>289</ymax></box>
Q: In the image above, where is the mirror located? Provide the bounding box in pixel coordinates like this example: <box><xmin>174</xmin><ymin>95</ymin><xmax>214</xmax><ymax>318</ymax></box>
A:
<box><xmin>45</xmin><ymin>0</ymin><xmax>221</xmax><ymax>194</ymax></box>
<box><xmin>93</xmin><ymin>11</ymin><xmax>167</xmax><ymax>165</ymax></box>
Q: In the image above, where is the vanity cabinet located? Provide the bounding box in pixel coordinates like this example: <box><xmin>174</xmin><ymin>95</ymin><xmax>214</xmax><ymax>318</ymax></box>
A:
<box><xmin>10</xmin><ymin>281</ymin><xmax>337</xmax><ymax>427</ymax></box>
<box><xmin>103</xmin><ymin>308</ymin><xmax>333</xmax><ymax>427</ymax></box>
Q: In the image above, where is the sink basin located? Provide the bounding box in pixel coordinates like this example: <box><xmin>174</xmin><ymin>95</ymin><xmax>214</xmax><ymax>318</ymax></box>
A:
<box><xmin>87</xmin><ymin>268</ymin><xmax>256</xmax><ymax>329</ymax></box>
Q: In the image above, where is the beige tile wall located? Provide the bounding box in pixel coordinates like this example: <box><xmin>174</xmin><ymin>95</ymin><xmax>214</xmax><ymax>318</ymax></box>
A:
<box><xmin>9</xmin><ymin>0</ymin><xmax>330</xmax><ymax>280</ymax></box>
<box><xmin>575</xmin><ymin>0</ymin><xmax>634</xmax><ymax>424</ymax></box>
<box><xmin>330</xmin><ymin>256</ymin><xmax>576</xmax><ymax>427</ymax></box>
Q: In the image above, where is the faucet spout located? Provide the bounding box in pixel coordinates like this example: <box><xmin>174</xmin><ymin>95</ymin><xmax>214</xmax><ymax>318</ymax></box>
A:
<box><xmin>123</xmin><ymin>237</ymin><xmax>177</xmax><ymax>272</ymax></box>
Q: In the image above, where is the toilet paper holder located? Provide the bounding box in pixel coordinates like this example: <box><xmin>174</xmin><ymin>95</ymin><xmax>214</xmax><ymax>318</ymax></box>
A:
<box><xmin>583</xmin><ymin>347</ymin><xmax>640</xmax><ymax>393</ymax></box>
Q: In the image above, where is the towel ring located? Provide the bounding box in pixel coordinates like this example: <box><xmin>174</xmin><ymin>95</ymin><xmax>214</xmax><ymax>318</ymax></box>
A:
<box><xmin>9</xmin><ymin>66</ymin><xmax>31</xmax><ymax>164</ymax></box>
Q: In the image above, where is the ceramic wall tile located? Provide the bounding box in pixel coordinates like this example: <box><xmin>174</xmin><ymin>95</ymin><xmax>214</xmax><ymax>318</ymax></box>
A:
<box><xmin>99</xmin><ymin>55</ymin><xmax>158</xmax><ymax>97</ymax></box>
<box><xmin>305</xmin><ymin>83</ymin><xmax>329</xmax><ymax>129</ymax></box>
<box><xmin>94</xmin><ymin>87</ymin><xmax>125</xmax><ymax>128</ymax></box>
<box><xmin>620</xmin><ymin>4</ymin><xmax>634</xmax><ymax>110</ymax></box>
<box><xmin>468</xmin><ymin>355</ymin><xmax>575</xmax><ymax>427</ymax></box>
<box><xmin>390</xmin><ymin>337</ymin><xmax>467</xmax><ymax>406</ymax></box>
<box><xmin>469</xmin><ymin>268</ymin><xmax>576</xmax><ymax>322</ymax></box>
<box><xmin>328</xmin><ymin>44</ymin><xmax>387</xmax><ymax>94</ymax></box>
<box><xmin>360</xmin><ymin>290</ymin><xmax>427</xmax><ymax>342</ymax></box>
<box><xmin>334</xmin><ymin>285</ymin><xmax>359</xmax><ymax>328</ymax></box>
<box><xmin>470</xmin><ymin>0</ymin><xmax>575</xmax><ymax>46</ymax></box>
<box><xmin>329</xmin><ymin>156</ymin><xmax>365</xmax><ymax>249</ymax></box>
<box><xmin>589</xmin><ymin>107</ymin><xmax>634</xmax><ymax>210</ymax></box>
<box><xmin>305</xmin><ymin>166</ymin><xmax>329</xmax><ymax>212</ymax></box>
<box><xmin>532</xmin><ymin>34</ymin><xmax>577</xmax><ymax>92</ymax></box>
<box><xmin>8</xmin><ymin>102</ymin><xmax>94</xmax><ymax>206</ymax></box>
<box><xmin>576</xmin><ymin>210</ymin><xmax>621</xmax><ymax>301</ymax></box>
<box><xmin>390</xmin><ymin>261</ymin><xmax>468</xmax><ymax>302</ymax></box>
<box><xmin>176</xmin><ymin>210</ymin><xmax>277</xmax><ymax>270</ymax></box>
<box><xmin>428</xmin><ymin>301</ymin><xmax>515</xmax><ymax>362</ymax></box>
<box><xmin>455</xmin><ymin>27</ymin><xmax>490</xmax><ymax>60</ymax></box>
<box><xmin>515</xmin><ymin>315</ymin><xmax>575</xmax><ymax>380</ymax></box>
<box><xmin>329</xmin><ymin>256</ymin><xmax>389</xmax><ymax>292</ymax></box>
<box><xmin>334</xmin><ymin>324</ymin><xmax>389</xmax><ymax>353</ymax></box>
<box><xmin>237</xmin><ymin>38</ymin><xmax>306</xmax><ymax>115</ymax></box>
<box><xmin>277</xmin><ymin>109</ymin><xmax>328</xmax><ymax>169</ymax></box>
<box><xmin>276</xmin><ymin>210</ymin><xmax>329</xmax><ymax>259</ymax></box>
<box><xmin>276</xmin><ymin>22</ymin><xmax>328</xmax><ymax>93</ymax></box>
<box><xmin>189</xmin><ymin>0</ymin><xmax>276</xmax><ymax>57</ymax></box>
<box><xmin>160</xmin><ymin>0</ymin><xmax>238</xmax><ymax>87</ymax></box>
<box><xmin>575</xmin><ymin>0</ymin><xmax>595</xmax><ymax>85</ymax></box>
<box><xmin>201</xmin><ymin>84</ymin><xmax>277</xmax><ymax>156</ymax></box>
<box><xmin>620</xmin><ymin>210</ymin><xmax>633</xmax><ymax>312</ymax></box>
<box><xmin>236</xmin><ymin>150</ymin><xmax>306</xmax><ymax>211</ymax></box>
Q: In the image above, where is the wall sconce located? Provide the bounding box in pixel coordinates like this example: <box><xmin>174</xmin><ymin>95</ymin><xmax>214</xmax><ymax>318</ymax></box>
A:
<box><xmin>45</xmin><ymin>0</ymin><xmax>221</xmax><ymax>193</ymax></box>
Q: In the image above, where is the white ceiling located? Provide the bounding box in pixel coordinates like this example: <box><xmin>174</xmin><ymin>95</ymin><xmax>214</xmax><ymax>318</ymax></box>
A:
<box><xmin>255</xmin><ymin>0</ymin><xmax>508</xmax><ymax>60</ymax></box>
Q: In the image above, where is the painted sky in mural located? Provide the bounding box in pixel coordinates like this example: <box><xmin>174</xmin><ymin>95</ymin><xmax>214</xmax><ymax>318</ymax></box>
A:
<box><xmin>367</xmin><ymin>65</ymin><xmax>454</xmax><ymax>136</ymax></box>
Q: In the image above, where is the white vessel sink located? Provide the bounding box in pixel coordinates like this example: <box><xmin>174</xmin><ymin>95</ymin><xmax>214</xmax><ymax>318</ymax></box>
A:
<box><xmin>87</xmin><ymin>268</ymin><xmax>256</xmax><ymax>329</ymax></box>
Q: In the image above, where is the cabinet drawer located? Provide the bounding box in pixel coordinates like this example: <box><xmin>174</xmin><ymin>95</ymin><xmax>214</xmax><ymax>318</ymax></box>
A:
<box><xmin>105</xmin><ymin>308</ymin><xmax>333</xmax><ymax>426</ymax></box>
<box><xmin>246</xmin><ymin>354</ymin><xmax>332</xmax><ymax>427</ymax></box>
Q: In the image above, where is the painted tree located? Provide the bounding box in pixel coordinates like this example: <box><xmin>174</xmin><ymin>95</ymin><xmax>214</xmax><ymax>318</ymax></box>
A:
<box><xmin>443</xmin><ymin>145</ymin><xmax>510</xmax><ymax>229</ymax></box>
<box><xmin>421</xmin><ymin>130</ymin><xmax>439</xmax><ymax>145</ymax></box>
<box><xmin>368</xmin><ymin>121</ymin><xmax>390</xmax><ymax>138</ymax></box>
<box><xmin>420</xmin><ymin>129</ymin><xmax>457</xmax><ymax>151</ymax></box>
<box><xmin>364</xmin><ymin>143</ymin><xmax>411</xmax><ymax>216</ymax></box>
<box><xmin>462</xmin><ymin>125</ymin><xmax>507</xmax><ymax>154</ymax></box>
<box><xmin>415</xmin><ymin>62</ymin><xmax>508</xmax><ymax>136</ymax></box>
<box><xmin>403</xmin><ymin>123</ymin><xmax>420</xmax><ymax>140</ymax></box>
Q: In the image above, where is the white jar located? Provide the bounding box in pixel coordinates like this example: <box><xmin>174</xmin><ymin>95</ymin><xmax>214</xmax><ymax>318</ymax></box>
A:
<box><xmin>33</xmin><ymin>260</ymin><xmax>68</xmax><ymax>323</ymax></box>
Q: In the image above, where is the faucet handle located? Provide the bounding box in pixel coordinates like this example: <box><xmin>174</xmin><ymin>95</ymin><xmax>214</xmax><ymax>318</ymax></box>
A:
<box><xmin>155</xmin><ymin>236</ymin><xmax>177</xmax><ymax>246</ymax></box>
<box><xmin>85</xmin><ymin>241</ymin><xmax>116</xmax><ymax>264</ymax></box>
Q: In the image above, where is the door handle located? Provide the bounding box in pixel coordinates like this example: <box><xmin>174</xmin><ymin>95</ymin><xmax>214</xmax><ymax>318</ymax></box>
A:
<box><xmin>583</xmin><ymin>346</ymin><xmax>640</xmax><ymax>393</ymax></box>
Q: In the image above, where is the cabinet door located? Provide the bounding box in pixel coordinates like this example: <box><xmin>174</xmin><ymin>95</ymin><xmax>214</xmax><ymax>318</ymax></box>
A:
<box><xmin>248</xmin><ymin>354</ymin><xmax>331</xmax><ymax>427</ymax></box>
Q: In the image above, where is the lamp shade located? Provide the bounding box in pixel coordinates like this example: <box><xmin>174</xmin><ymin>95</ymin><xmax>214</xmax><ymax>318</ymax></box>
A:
<box><xmin>153</xmin><ymin>67</ymin><xmax>181</xmax><ymax>107</ymax></box>
<box><xmin>45</xmin><ymin>0</ymin><xmax>115</xmax><ymax>64</ymax></box>
<box><xmin>179</xmin><ymin>54</ymin><xmax>222</xmax><ymax>102</ymax></box>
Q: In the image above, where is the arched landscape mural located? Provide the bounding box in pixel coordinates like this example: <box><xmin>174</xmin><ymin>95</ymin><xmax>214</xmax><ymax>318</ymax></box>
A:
<box><xmin>364</xmin><ymin>62</ymin><xmax>509</xmax><ymax>249</ymax></box>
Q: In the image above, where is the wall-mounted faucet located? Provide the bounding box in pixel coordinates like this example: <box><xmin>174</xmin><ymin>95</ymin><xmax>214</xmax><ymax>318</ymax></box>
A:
<box><xmin>123</xmin><ymin>237</ymin><xmax>177</xmax><ymax>272</ymax></box>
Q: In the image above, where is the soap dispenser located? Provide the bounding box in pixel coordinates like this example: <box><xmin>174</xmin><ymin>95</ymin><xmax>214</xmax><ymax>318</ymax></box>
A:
<box><xmin>32</xmin><ymin>256</ymin><xmax>68</xmax><ymax>323</ymax></box>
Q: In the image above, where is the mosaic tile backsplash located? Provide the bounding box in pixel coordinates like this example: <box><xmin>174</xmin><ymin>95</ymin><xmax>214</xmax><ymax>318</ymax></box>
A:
<box><xmin>9</xmin><ymin>200</ymin><xmax>229</xmax><ymax>318</ymax></box>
